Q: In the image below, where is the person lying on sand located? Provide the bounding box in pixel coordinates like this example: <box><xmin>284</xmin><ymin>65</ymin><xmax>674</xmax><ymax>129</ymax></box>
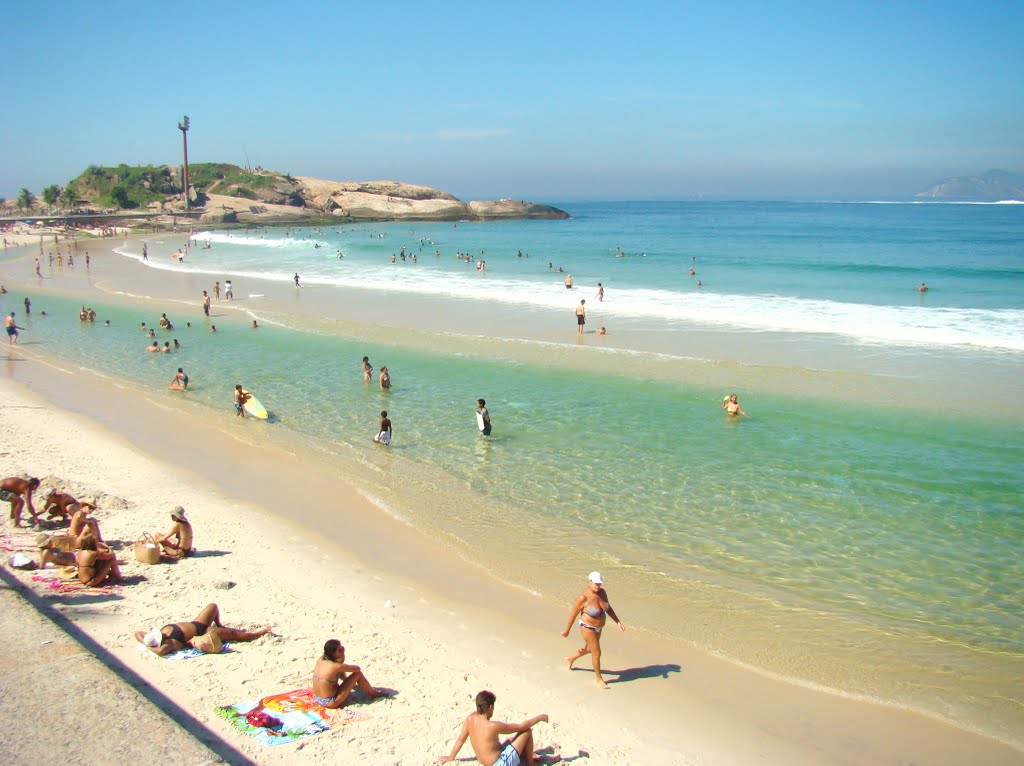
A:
<box><xmin>439</xmin><ymin>690</ymin><xmax>550</xmax><ymax>766</ymax></box>
<box><xmin>154</xmin><ymin>506</ymin><xmax>193</xmax><ymax>559</ymax></box>
<box><xmin>311</xmin><ymin>639</ymin><xmax>383</xmax><ymax>708</ymax></box>
<box><xmin>135</xmin><ymin>603</ymin><xmax>270</xmax><ymax>656</ymax></box>
<box><xmin>1</xmin><ymin>476</ymin><xmax>41</xmax><ymax>526</ymax></box>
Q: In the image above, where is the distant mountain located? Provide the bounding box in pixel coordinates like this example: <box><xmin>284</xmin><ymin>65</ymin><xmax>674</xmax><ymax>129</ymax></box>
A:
<box><xmin>915</xmin><ymin>169</ymin><xmax>1024</xmax><ymax>201</ymax></box>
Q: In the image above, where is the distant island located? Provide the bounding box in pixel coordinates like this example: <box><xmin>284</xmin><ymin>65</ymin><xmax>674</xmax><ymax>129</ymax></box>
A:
<box><xmin>1</xmin><ymin>163</ymin><xmax>570</xmax><ymax>224</ymax></box>
<box><xmin>915</xmin><ymin>169</ymin><xmax>1024</xmax><ymax>201</ymax></box>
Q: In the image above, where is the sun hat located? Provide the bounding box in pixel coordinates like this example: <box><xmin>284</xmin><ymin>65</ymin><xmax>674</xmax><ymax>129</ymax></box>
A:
<box><xmin>79</xmin><ymin>497</ymin><xmax>97</xmax><ymax>508</ymax></box>
<box><xmin>143</xmin><ymin>629</ymin><xmax>163</xmax><ymax>647</ymax></box>
<box><xmin>588</xmin><ymin>571</ymin><xmax>603</xmax><ymax>584</ymax></box>
<box><xmin>192</xmin><ymin>630</ymin><xmax>223</xmax><ymax>654</ymax></box>
<box><xmin>35</xmin><ymin>534</ymin><xmax>52</xmax><ymax>548</ymax></box>
<box><xmin>171</xmin><ymin>506</ymin><xmax>187</xmax><ymax>521</ymax></box>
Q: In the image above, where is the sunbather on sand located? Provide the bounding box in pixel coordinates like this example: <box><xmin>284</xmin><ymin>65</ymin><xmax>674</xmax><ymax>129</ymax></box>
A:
<box><xmin>439</xmin><ymin>690</ymin><xmax>550</xmax><ymax>765</ymax></box>
<box><xmin>75</xmin><ymin>532</ymin><xmax>122</xmax><ymax>586</ymax></box>
<box><xmin>311</xmin><ymin>639</ymin><xmax>383</xmax><ymax>708</ymax></box>
<box><xmin>135</xmin><ymin>603</ymin><xmax>271</xmax><ymax>656</ymax></box>
<box><xmin>68</xmin><ymin>500</ymin><xmax>102</xmax><ymax>542</ymax></box>
<box><xmin>154</xmin><ymin>506</ymin><xmax>193</xmax><ymax>558</ymax></box>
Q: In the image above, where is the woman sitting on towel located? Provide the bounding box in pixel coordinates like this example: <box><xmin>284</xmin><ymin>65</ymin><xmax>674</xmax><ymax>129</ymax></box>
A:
<box><xmin>311</xmin><ymin>639</ymin><xmax>383</xmax><ymax>708</ymax></box>
<box><xmin>134</xmin><ymin>603</ymin><xmax>271</xmax><ymax>656</ymax></box>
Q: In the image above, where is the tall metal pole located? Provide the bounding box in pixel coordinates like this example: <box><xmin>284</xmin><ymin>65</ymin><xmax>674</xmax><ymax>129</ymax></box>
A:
<box><xmin>178</xmin><ymin>115</ymin><xmax>191</xmax><ymax>210</ymax></box>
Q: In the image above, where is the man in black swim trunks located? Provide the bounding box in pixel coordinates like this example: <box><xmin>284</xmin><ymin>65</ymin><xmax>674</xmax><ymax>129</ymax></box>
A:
<box><xmin>575</xmin><ymin>300</ymin><xmax>586</xmax><ymax>334</ymax></box>
<box><xmin>1</xmin><ymin>476</ymin><xmax>41</xmax><ymax>526</ymax></box>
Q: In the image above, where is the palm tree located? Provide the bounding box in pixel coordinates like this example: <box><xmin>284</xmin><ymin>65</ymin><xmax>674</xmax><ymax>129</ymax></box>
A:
<box><xmin>61</xmin><ymin>187</ymin><xmax>77</xmax><ymax>212</ymax></box>
<box><xmin>41</xmin><ymin>185</ymin><xmax>61</xmax><ymax>214</ymax></box>
<box><xmin>16</xmin><ymin>188</ymin><xmax>35</xmax><ymax>213</ymax></box>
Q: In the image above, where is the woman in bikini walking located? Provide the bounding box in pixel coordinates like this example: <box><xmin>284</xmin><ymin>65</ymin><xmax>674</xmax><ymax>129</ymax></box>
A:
<box><xmin>561</xmin><ymin>571</ymin><xmax>625</xmax><ymax>688</ymax></box>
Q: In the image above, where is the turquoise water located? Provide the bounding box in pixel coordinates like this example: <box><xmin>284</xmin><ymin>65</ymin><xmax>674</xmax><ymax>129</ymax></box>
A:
<box><xmin>4</xmin><ymin>200</ymin><xmax>1023</xmax><ymax>742</ymax></box>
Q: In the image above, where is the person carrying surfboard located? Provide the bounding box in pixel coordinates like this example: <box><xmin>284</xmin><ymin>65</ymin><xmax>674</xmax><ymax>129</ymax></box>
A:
<box><xmin>234</xmin><ymin>384</ymin><xmax>251</xmax><ymax>418</ymax></box>
<box><xmin>475</xmin><ymin>399</ymin><xmax>492</xmax><ymax>436</ymax></box>
<box><xmin>170</xmin><ymin>368</ymin><xmax>189</xmax><ymax>391</ymax></box>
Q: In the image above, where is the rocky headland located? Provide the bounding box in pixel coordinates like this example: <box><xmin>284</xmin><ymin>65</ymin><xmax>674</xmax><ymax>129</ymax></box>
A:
<box><xmin>2</xmin><ymin>163</ymin><xmax>570</xmax><ymax>226</ymax></box>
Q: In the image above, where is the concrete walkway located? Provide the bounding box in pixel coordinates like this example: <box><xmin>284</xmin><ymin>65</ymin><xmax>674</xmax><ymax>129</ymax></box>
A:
<box><xmin>0</xmin><ymin>565</ymin><xmax>251</xmax><ymax>765</ymax></box>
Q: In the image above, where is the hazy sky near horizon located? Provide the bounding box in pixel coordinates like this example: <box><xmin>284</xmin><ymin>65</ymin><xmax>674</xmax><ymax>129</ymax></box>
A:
<box><xmin>3</xmin><ymin>0</ymin><xmax>1021</xmax><ymax>201</ymax></box>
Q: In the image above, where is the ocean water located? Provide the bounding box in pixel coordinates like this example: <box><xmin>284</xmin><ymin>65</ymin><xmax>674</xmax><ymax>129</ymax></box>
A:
<box><xmin>4</xmin><ymin>200</ymin><xmax>1023</xmax><ymax>745</ymax></box>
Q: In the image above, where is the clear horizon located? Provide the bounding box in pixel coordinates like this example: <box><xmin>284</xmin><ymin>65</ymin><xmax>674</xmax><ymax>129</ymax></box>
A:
<box><xmin>2</xmin><ymin>1</ymin><xmax>1021</xmax><ymax>202</ymax></box>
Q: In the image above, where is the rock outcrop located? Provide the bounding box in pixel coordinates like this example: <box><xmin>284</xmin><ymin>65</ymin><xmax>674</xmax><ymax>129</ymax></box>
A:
<box><xmin>295</xmin><ymin>178</ymin><xmax>569</xmax><ymax>221</ymax></box>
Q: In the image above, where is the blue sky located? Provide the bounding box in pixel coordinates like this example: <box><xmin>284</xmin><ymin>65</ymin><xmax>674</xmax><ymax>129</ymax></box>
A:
<box><xmin>2</xmin><ymin>1</ymin><xmax>1021</xmax><ymax>201</ymax></box>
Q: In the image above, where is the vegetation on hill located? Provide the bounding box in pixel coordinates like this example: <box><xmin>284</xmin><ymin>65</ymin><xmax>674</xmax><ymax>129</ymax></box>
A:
<box><xmin>66</xmin><ymin>164</ymin><xmax>179</xmax><ymax>209</ymax></box>
<box><xmin>58</xmin><ymin>162</ymin><xmax>291</xmax><ymax>209</ymax></box>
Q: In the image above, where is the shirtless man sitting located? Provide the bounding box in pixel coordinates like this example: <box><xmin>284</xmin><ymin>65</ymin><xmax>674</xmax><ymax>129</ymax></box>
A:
<box><xmin>1</xmin><ymin>476</ymin><xmax>41</xmax><ymax>527</ymax></box>
<box><xmin>311</xmin><ymin>639</ymin><xmax>383</xmax><ymax>708</ymax></box>
<box><xmin>439</xmin><ymin>690</ymin><xmax>549</xmax><ymax>766</ymax></box>
<box><xmin>155</xmin><ymin>506</ymin><xmax>193</xmax><ymax>558</ymax></box>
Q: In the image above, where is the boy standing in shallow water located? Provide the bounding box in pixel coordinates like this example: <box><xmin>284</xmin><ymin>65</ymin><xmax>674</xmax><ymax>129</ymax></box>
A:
<box><xmin>439</xmin><ymin>690</ymin><xmax>549</xmax><ymax>765</ymax></box>
<box><xmin>373</xmin><ymin>411</ymin><xmax>392</xmax><ymax>446</ymax></box>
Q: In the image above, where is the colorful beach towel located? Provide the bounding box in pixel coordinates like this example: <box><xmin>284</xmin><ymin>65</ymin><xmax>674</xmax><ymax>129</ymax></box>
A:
<box><xmin>214</xmin><ymin>688</ymin><xmax>369</xmax><ymax>746</ymax></box>
<box><xmin>30</xmin><ymin>574</ymin><xmax>120</xmax><ymax>595</ymax></box>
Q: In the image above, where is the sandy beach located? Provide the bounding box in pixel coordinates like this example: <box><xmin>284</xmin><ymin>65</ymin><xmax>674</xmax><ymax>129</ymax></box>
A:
<box><xmin>1</xmin><ymin>231</ymin><xmax>1021</xmax><ymax>765</ymax></box>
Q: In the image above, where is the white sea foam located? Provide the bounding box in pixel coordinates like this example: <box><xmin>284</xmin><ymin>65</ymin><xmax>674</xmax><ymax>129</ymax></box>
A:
<box><xmin>192</xmin><ymin>231</ymin><xmax>330</xmax><ymax>249</ymax></box>
<box><xmin>114</xmin><ymin>242</ymin><xmax>1024</xmax><ymax>352</ymax></box>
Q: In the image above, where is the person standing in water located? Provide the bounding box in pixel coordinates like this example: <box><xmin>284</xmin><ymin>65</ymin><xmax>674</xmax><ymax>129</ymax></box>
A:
<box><xmin>373</xmin><ymin>411</ymin><xmax>392</xmax><ymax>446</ymax></box>
<box><xmin>575</xmin><ymin>299</ymin><xmax>586</xmax><ymax>334</ymax></box>
<box><xmin>722</xmin><ymin>393</ymin><xmax>748</xmax><ymax>417</ymax></box>
<box><xmin>379</xmin><ymin>366</ymin><xmax>391</xmax><ymax>390</ymax></box>
<box><xmin>234</xmin><ymin>384</ymin><xmax>250</xmax><ymax>418</ymax></box>
<box><xmin>294</xmin><ymin>273</ymin><xmax>301</xmax><ymax>287</ymax></box>
<box><xmin>475</xmin><ymin>399</ymin><xmax>492</xmax><ymax>436</ymax></box>
<box><xmin>170</xmin><ymin>368</ymin><xmax>189</xmax><ymax>390</ymax></box>
<box><xmin>362</xmin><ymin>356</ymin><xmax>373</xmax><ymax>382</ymax></box>
<box><xmin>5</xmin><ymin>312</ymin><xmax>22</xmax><ymax>344</ymax></box>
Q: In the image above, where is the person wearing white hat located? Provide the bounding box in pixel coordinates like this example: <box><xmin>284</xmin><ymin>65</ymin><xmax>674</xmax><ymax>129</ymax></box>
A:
<box><xmin>134</xmin><ymin>603</ymin><xmax>270</xmax><ymax>657</ymax></box>
<box><xmin>561</xmin><ymin>571</ymin><xmax>625</xmax><ymax>689</ymax></box>
<box><xmin>155</xmin><ymin>506</ymin><xmax>194</xmax><ymax>559</ymax></box>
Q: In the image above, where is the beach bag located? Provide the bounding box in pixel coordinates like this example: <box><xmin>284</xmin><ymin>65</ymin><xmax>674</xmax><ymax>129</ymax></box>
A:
<box><xmin>133</xmin><ymin>533</ymin><xmax>161</xmax><ymax>564</ymax></box>
<box><xmin>245</xmin><ymin>709</ymin><xmax>281</xmax><ymax>728</ymax></box>
<box><xmin>46</xmin><ymin>534</ymin><xmax>77</xmax><ymax>553</ymax></box>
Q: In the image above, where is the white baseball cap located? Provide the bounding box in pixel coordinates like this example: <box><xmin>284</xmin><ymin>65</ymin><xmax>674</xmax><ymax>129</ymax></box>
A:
<box><xmin>588</xmin><ymin>571</ymin><xmax>603</xmax><ymax>584</ymax></box>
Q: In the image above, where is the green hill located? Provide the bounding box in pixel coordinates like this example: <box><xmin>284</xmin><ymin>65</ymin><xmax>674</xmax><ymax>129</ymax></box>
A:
<box><xmin>65</xmin><ymin>162</ymin><xmax>294</xmax><ymax>209</ymax></box>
